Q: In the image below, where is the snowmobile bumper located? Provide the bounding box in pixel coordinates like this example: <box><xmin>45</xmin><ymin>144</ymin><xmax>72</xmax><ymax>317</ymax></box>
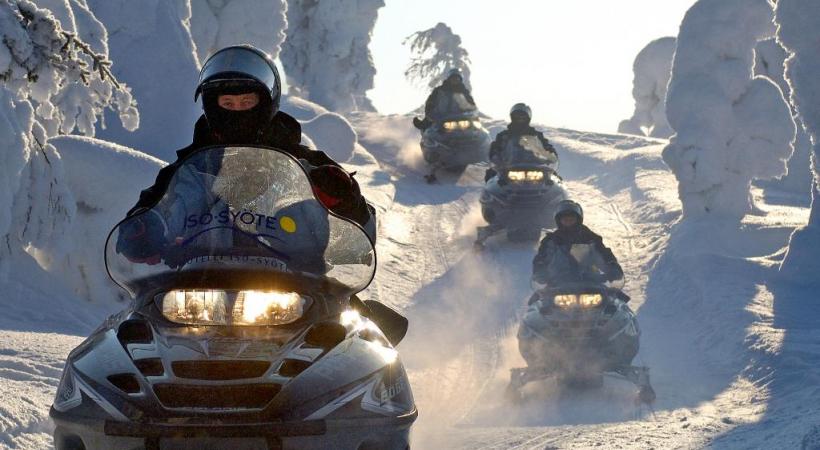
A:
<box><xmin>52</xmin><ymin>406</ymin><xmax>417</xmax><ymax>450</ymax></box>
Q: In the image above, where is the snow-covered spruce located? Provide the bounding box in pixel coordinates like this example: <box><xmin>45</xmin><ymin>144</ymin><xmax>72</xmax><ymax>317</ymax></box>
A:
<box><xmin>754</xmin><ymin>38</ymin><xmax>812</xmax><ymax>195</ymax></box>
<box><xmin>776</xmin><ymin>0</ymin><xmax>820</xmax><ymax>280</ymax></box>
<box><xmin>662</xmin><ymin>0</ymin><xmax>795</xmax><ymax>220</ymax></box>
<box><xmin>86</xmin><ymin>0</ymin><xmax>200</xmax><ymax>159</ymax></box>
<box><xmin>618</xmin><ymin>37</ymin><xmax>676</xmax><ymax>139</ymax></box>
<box><xmin>281</xmin><ymin>0</ymin><xmax>383</xmax><ymax>113</ymax></box>
<box><xmin>190</xmin><ymin>0</ymin><xmax>287</xmax><ymax>64</ymax></box>
<box><xmin>403</xmin><ymin>22</ymin><xmax>472</xmax><ymax>91</ymax></box>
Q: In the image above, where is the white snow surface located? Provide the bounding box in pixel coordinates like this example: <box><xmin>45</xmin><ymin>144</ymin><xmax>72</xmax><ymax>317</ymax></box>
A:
<box><xmin>280</xmin><ymin>0</ymin><xmax>383</xmax><ymax>113</ymax></box>
<box><xmin>618</xmin><ymin>37</ymin><xmax>676</xmax><ymax>139</ymax></box>
<box><xmin>662</xmin><ymin>0</ymin><xmax>796</xmax><ymax>220</ymax></box>
<box><xmin>2</xmin><ymin>89</ymin><xmax>820</xmax><ymax>448</ymax></box>
<box><xmin>190</xmin><ymin>0</ymin><xmax>287</xmax><ymax>64</ymax></box>
<box><xmin>86</xmin><ymin>0</ymin><xmax>201</xmax><ymax>160</ymax></box>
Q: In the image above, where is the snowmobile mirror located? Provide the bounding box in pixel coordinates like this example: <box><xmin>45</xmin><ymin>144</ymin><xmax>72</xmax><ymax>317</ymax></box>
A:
<box><xmin>363</xmin><ymin>300</ymin><xmax>408</xmax><ymax>347</ymax></box>
<box><xmin>304</xmin><ymin>322</ymin><xmax>347</xmax><ymax>350</ymax></box>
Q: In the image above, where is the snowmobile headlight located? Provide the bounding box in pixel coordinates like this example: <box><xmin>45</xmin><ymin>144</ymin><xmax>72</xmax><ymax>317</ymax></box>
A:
<box><xmin>159</xmin><ymin>290</ymin><xmax>306</xmax><ymax>326</ymax></box>
<box><xmin>553</xmin><ymin>294</ymin><xmax>577</xmax><ymax>308</ymax></box>
<box><xmin>472</xmin><ymin>120</ymin><xmax>483</xmax><ymax>129</ymax></box>
<box><xmin>579</xmin><ymin>293</ymin><xmax>603</xmax><ymax>308</ymax></box>
<box><xmin>443</xmin><ymin>121</ymin><xmax>458</xmax><ymax>131</ymax></box>
<box><xmin>508</xmin><ymin>170</ymin><xmax>527</xmax><ymax>182</ymax></box>
<box><xmin>525</xmin><ymin>171</ymin><xmax>545</xmax><ymax>181</ymax></box>
<box><xmin>161</xmin><ymin>290</ymin><xmax>229</xmax><ymax>325</ymax></box>
<box><xmin>458</xmin><ymin>120</ymin><xmax>472</xmax><ymax>129</ymax></box>
<box><xmin>233</xmin><ymin>291</ymin><xmax>306</xmax><ymax>325</ymax></box>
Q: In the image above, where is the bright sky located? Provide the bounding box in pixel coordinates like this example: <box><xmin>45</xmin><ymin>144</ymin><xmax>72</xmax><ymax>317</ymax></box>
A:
<box><xmin>369</xmin><ymin>0</ymin><xmax>697</xmax><ymax>133</ymax></box>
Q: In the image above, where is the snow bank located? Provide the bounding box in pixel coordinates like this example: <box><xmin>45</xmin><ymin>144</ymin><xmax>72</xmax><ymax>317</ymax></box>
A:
<box><xmin>281</xmin><ymin>0</ymin><xmax>383</xmax><ymax>112</ymax></box>
<box><xmin>190</xmin><ymin>0</ymin><xmax>287</xmax><ymax>64</ymax></box>
<box><xmin>775</xmin><ymin>0</ymin><xmax>820</xmax><ymax>280</ymax></box>
<box><xmin>87</xmin><ymin>0</ymin><xmax>200</xmax><ymax>160</ymax></box>
<box><xmin>662</xmin><ymin>0</ymin><xmax>795</xmax><ymax>220</ymax></box>
<box><xmin>48</xmin><ymin>136</ymin><xmax>165</xmax><ymax>304</ymax></box>
<box><xmin>618</xmin><ymin>37</ymin><xmax>676</xmax><ymax>139</ymax></box>
<box><xmin>403</xmin><ymin>22</ymin><xmax>472</xmax><ymax>90</ymax></box>
<box><xmin>754</xmin><ymin>38</ymin><xmax>812</xmax><ymax>194</ymax></box>
<box><xmin>301</xmin><ymin>112</ymin><xmax>358</xmax><ymax>162</ymax></box>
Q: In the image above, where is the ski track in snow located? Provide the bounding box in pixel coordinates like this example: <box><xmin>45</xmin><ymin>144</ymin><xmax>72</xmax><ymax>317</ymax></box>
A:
<box><xmin>1</xmin><ymin>111</ymin><xmax>817</xmax><ymax>449</ymax></box>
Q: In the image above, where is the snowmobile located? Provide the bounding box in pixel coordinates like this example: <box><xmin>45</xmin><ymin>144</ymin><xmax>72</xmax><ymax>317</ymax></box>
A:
<box><xmin>50</xmin><ymin>145</ymin><xmax>416</xmax><ymax>450</ymax></box>
<box><xmin>414</xmin><ymin>91</ymin><xmax>490</xmax><ymax>183</ymax></box>
<box><xmin>475</xmin><ymin>135</ymin><xmax>567</xmax><ymax>247</ymax></box>
<box><xmin>508</xmin><ymin>243</ymin><xmax>655</xmax><ymax>404</ymax></box>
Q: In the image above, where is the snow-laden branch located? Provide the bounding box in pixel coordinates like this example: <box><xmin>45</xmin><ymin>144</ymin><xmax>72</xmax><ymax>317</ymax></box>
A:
<box><xmin>403</xmin><ymin>22</ymin><xmax>471</xmax><ymax>90</ymax></box>
<box><xmin>662</xmin><ymin>0</ymin><xmax>795</xmax><ymax>220</ymax></box>
<box><xmin>0</xmin><ymin>0</ymin><xmax>138</xmax><ymax>137</ymax></box>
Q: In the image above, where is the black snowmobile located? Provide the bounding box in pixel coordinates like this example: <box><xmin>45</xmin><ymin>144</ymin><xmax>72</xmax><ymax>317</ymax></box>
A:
<box><xmin>413</xmin><ymin>91</ymin><xmax>490</xmax><ymax>183</ymax></box>
<box><xmin>509</xmin><ymin>243</ymin><xmax>655</xmax><ymax>404</ymax></box>
<box><xmin>50</xmin><ymin>145</ymin><xmax>416</xmax><ymax>450</ymax></box>
<box><xmin>476</xmin><ymin>135</ymin><xmax>568</xmax><ymax>247</ymax></box>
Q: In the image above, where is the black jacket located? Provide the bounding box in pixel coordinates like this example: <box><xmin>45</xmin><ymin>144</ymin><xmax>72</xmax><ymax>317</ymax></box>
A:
<box><xmin>129</xmin><ymin>112</ymin><xmax>374</xmax><ymax>229</ymax></box>
<box><xmin>532</xmin><ymin>225</ymin><xmax>623</xmax><ymax>285</ymax></box>
<box><xmin>490</xmin><ymin>124</ymin><xmax>557</xmax><ymax>164</ymax></box>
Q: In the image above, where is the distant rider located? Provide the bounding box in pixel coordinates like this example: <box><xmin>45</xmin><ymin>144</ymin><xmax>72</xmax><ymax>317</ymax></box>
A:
<box><xmin>117</xmin><ymin>45</ymin><xmax>375</xmax><ymax>264</ymax></box>
<box><xmin>532</xmin><ymin>200</ymin><xmax>623</xmax><ymax>286</ymax></box>
<box><xmin>413</xmin><ymin>68</ymin><xmax>476</xmax><ymax>130</ymax></box>
<box><xmin>486</xmin><ymin>103</ymin><xmax>557</xmax><ymax>181</ymax></box>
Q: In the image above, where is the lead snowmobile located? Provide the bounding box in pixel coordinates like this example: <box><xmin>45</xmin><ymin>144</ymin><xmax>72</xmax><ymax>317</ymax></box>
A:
<box><xmin>414</xmin><ymin>91</ymin><xmax>490</xmax><ymax>183</ymax></box>
<box><xmin>476</xmin><ymin>135</ymin><xmax>567</xmax><ymax>246</ymax></box>
<box><xmin>508</xmin><ymin>243</ymin><xmax>655</xmax><ymax>404</ymax></box>
<box><xmin>51</xmin><ymin>145</ymin><xmax>416</xmax><ymax>450</ymax></box>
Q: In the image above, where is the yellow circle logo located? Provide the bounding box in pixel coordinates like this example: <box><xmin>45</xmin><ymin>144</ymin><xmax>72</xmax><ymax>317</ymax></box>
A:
<box><xmin>280</xmin><ymin>216</ymin><xmax>297</xmax><ymax>233</ymax></box>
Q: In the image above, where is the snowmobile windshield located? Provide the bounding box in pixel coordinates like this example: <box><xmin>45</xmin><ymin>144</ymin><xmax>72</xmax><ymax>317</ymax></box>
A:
<box><xmin>541</xmin><ymin>243</ymin><xmax>622</xmax><ymax>288</ymax></box>
<box><xmin>502</xmin><ymin>135</ymin><xmax>559</xmax><ymax>169</ymax></box>
<box><xmin>105</xmin><ymin>146</ymin><xmax>375</xmax><ymax>298</ymax></box>
<box><xmin>431</xmin><ymin>91</ymin><xmax>478</xmax><ymax>121</ymax></box>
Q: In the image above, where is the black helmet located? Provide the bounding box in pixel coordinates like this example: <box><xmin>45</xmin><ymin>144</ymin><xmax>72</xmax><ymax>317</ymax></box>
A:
<box><xmin>195</xmin><ymin>45</ymin><xmax>282</xmax><ymax>142</ymax></box>
<box><xmin>446</xmin><ymin>68</ymin><xmax>463</xmax><ymax>81</ymax></box>
<box><xmin>554</xmin><ymin>199</ymin><xmax>583</xmax><ymax>228</ymax></box>
<box><xmin>510</xmin><ymin>103</ymin><xmax>532</xmax><ymax>121</ymax></box>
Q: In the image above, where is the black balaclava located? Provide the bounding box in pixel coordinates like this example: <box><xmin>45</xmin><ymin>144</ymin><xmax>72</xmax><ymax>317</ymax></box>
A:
<box><xmin>509</xmin><ymin>111</ymin><xmax>531</xmax><ymax>134</ymax></box>
<box><xmin>202</xmin><ymin>85</ymin><xmax>272</xmax><ymax>144</ymax></box>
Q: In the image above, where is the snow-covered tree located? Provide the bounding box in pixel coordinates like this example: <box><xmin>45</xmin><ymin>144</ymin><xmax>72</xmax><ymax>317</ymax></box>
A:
<box><xmin>403</xmin><ymin>22</ymin><xmax>471</xmax><ymax>90</ymax></box>
<box><xmin>776</xmin><ymin>0</ymin><xmax>820</xmax><ymax>280</ymax></box>
<box><xmin>190</xmin><ymin>0</ymin><xmax>287</xmax><ymax>64</ymax></box>
<box><xmin>0</xmin><ymin>0</ymin><xmax>135</xmax><ymax>269</ymax></box>
<box><xmin>86</xmin><ymin>0</ymin><xmax>200</xmax><ymax>160</ymax></box>
<box><xmin>281</xmin><ymin>0</ymin><xmax>383</xmax><ymax>113</ymax></box>
<box><xmin>618</xmin><ymin>37</ymin><xmax>676</xmax><ymax>139</ymax></box>
<box><xmin>662</xmin><ymin>0</ymin><xmax>796</xmax><ymax>220</ymax></box>
<box><xmin>754</xmin><ymin>37</ymin><xmax>812</xmax><ymax>195</ymax></box>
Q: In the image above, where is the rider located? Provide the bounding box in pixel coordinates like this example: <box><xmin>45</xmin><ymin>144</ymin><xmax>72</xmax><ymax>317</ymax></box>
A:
<box><xmin>531</xmin><ymin>200</ymin><xmax>623</xmax><ymax>286</ymax></box>
<box><xmin>413</xmin><ymin>68</ymin><xmax>476</xmax><ymax>130</ymax></box>
<box><xmin>118</xmin><ymin>45</ymin><xmax>375</xmax><ymax>263</ymax></box>
<box><xmin>486</xmin><ymin>103</ymin><xmax>557</xmax><ymax>181</ymax></box>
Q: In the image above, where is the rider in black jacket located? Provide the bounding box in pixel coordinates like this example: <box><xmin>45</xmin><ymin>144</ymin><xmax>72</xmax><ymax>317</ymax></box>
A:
<box><xmin>532</xmin><ymin>200</ymin><xmax>623</xmax><ymax>286</ymax></box>
<box><xmin>413</xmin><ymin>69</ymin><xmax>476</xmax><ymax>130</ymax></box>
<box><xmin>119</xmin><ymin>45</ymin><xmax>375</xmax><ymax>263</ymax></box>
<box><xmin>486</xmin><ymin>103</ymin><xmax>558</xmax><ymax>181</ymax></box>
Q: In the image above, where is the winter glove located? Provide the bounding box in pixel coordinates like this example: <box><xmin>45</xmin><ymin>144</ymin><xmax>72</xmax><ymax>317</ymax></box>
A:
<box><xmin>115</xmin><ymin>210</ymin><xmax>167</xmax><ymax>265</ymax></box>
<box><xmin>310</xmin><ymin>165</ymin><xmax>359</xmax><ymax>212</ymax></box>
<box><xmin>605</xmin><ymin>264</ymin><xmax>624</xmax><ymax>282</ymax></box>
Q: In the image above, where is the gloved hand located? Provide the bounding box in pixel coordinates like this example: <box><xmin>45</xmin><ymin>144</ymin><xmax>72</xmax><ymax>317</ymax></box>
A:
<box><xmin>115</xmin><ymin>210</ymin><xmax>167</xmax><ymax>265</ymax></box>
<box><xmin>310</xmin><ymin>165</ymin><xmax>358</xmax><ymax>212</ymax></box>
<box><xmin>605</xmin><ymin>264</ymin><xmax>624</xmax><ymax>282</ymax></box>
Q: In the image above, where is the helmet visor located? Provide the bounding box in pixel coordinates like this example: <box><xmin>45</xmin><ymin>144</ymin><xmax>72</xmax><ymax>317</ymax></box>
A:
<box><xmin>198</xmin><ymin>47</ymin><xmax>279</xmax><ymax>99</ymax></box>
